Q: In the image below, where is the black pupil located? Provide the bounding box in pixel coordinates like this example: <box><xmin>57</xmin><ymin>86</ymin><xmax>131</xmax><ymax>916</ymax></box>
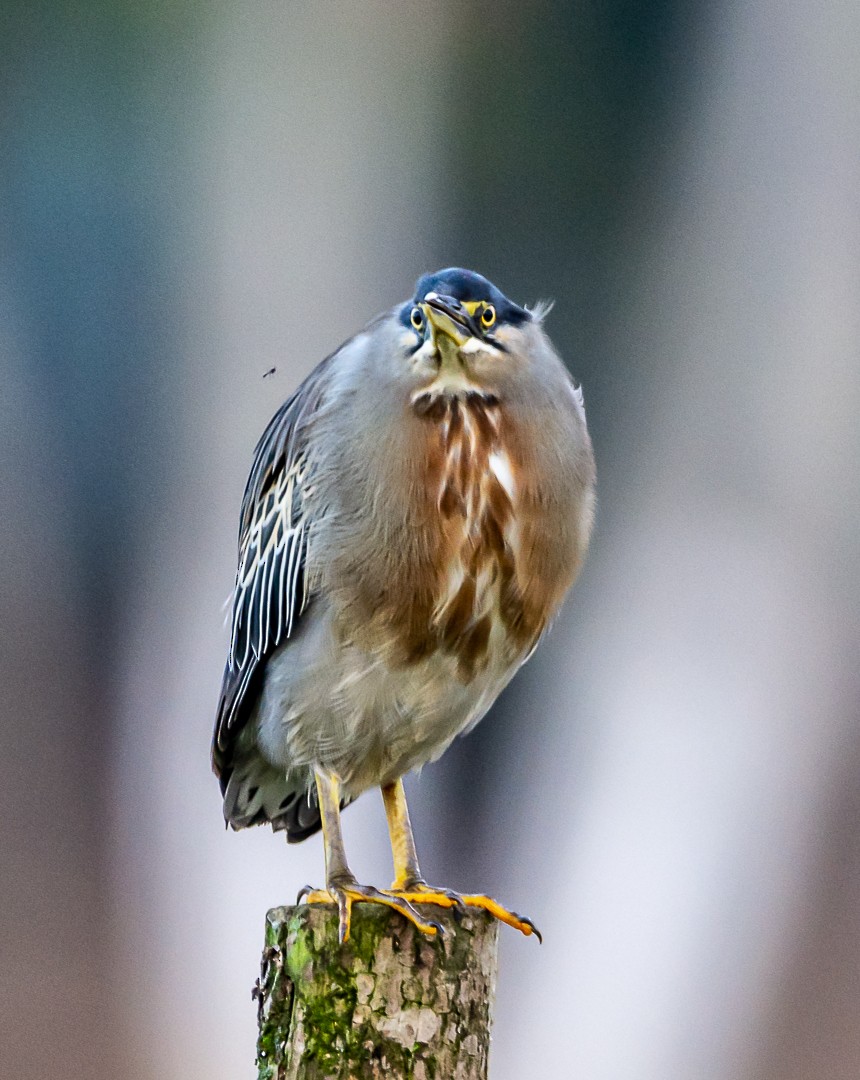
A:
<box><xmin>412</xmin><ymin>307</ymin><xmax>423</xmax><ymax>328</ymax></box>
<box><xmin>483</xmin><ymin>307</ymin><xmax>494</xmax><ymax>324</ymax></box>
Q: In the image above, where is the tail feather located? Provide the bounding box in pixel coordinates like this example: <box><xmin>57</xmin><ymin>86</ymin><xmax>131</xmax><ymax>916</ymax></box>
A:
<box><xmin>221</xmin><ymin>754</ymin><xmax>321</xmax><ymax>839</ymax></box>
<box><xmin>220</xmin><ymin>752</ymin><xmax>353</xmax><ymax>842</ymax></box>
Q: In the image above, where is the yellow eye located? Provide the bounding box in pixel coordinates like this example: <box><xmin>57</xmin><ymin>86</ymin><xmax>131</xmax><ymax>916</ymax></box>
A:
<box><xmin>480</xmin><ymin>304</ymin><xmax>496</xmax><ymax>329</ymax></box>
<box><xmin>410</xmin><ymin>306</ymin><xmax>424</xmax><ymax>332</ymax></box>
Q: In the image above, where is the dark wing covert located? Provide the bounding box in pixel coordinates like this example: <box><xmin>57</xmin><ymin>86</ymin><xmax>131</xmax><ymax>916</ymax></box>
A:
<box><xmin>212</xmin><ymin>361</ymin><xmax>331</xmax><ymax>778</ymax></box>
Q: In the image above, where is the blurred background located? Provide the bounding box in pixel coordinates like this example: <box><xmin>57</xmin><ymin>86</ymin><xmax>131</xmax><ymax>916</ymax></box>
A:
<box><xmin>2</xmin><ymin>1</ymin><xmax>859</xmax><ymax>1077</ymax></box>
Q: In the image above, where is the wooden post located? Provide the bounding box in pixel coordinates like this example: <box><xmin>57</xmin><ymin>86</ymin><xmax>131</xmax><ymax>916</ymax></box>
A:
<box><xmin>255</xmin><ymin>903</ymin><xmax>499</xmax><ymax>1080</ymax></box>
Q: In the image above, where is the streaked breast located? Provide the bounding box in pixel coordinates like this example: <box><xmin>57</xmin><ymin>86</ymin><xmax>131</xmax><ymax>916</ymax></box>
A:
<box><xmin>410</xmin><ymin>390</ymin><xmax>542</xmax><ymax>680</ymax></box>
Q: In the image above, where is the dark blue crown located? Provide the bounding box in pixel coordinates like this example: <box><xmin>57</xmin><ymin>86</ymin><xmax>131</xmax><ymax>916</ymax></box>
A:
<box><xmin>412</xmin><ymin>268</ymin><xmax>531</xmax><ymax>326</ymax></box>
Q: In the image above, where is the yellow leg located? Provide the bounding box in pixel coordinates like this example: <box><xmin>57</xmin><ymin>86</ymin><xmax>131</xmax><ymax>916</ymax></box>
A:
<box><xmin>381</xmin><ymin>774</ymin><xmax>423</xmax><ymax>889</ymax></box>
<box><xmin>380</xmin><ymin>778</ymin><xmax>541</xmax><ymax>942</ymax></box>
<box><xmin>301</xmin><ymin>770</ymin><xmax>442</xmax><ymax>943</ymax></box>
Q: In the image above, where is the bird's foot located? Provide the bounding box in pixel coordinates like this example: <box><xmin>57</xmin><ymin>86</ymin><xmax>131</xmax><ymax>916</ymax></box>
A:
<box><xmin>384</xmin><ymin>878</ymin><xmax>542</xmax><ymax>941</ymax></box>
<box><xmin>298</xmin><ymin>877</ymin><xmax>443</xmax><ymax>944</ymax></box>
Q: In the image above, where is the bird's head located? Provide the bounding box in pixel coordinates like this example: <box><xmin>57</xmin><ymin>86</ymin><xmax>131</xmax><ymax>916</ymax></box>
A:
<box><xmin>394</xmin><ymin>268</ymin><xmax>549</xmax><ymax>400</ymax></box>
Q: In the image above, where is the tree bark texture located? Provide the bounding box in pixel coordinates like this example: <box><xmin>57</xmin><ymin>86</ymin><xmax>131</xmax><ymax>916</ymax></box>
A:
<box><xmin>255</xmin><ymin>903</ymin><xmax>499</xmax><ymax>1080</ymax></box>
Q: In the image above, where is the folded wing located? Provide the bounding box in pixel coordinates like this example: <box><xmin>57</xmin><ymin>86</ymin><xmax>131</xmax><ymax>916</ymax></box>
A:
<box><xmin>212</xmin><ymin>359</ymin><xmax>332</xmax><ymax>781</ymax></box>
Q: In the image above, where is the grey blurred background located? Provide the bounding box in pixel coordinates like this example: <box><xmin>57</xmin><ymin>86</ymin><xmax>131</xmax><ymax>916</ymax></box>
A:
<box><xmin>2</xmin><ymin>1</ymin><xmax>859</xmax><ymax>1078</ymax></box>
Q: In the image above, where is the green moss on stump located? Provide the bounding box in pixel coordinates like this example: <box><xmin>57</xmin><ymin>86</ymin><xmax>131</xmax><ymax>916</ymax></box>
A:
<box><xmin>256</xmin><ymin>903</ymin><xmax>499</xmax><ymax>1080</ymax></box>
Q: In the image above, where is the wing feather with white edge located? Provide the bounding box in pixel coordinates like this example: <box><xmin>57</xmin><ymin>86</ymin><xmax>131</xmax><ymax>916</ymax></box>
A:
<box><xmin>212</xmin><ymin>360</ymin><xmax>331</xmax><ymax>775</ymax></box>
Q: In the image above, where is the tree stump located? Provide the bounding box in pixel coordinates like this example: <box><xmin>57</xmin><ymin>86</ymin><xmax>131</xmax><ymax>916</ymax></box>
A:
<box><xmin>255</xmin><ymin>903</ymin><xmax>499</xmax><ymax>1080</ymax></box>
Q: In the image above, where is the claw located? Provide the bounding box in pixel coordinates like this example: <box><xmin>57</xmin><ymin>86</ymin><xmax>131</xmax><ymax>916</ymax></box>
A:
<box><xmin>295</xmin><ymin>883</ymin><xmax>314</xmax><ymax>904</ymax></box>
<box><xmin>519</xmin><ymin>915</ymin><xmax>543</xmax><ymax>944</ymax></box>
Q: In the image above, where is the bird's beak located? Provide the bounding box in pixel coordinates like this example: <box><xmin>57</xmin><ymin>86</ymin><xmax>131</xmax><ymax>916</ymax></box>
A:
<box><xmin>420</xmin><ymin>294</ymin><xmax>478</xmax><ymax>348</ymax></box>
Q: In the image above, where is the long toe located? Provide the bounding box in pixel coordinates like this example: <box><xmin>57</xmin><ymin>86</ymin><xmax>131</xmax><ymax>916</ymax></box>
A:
<box><xmin>386</xmin><ymin>883</ymin><xmax>541</xmax><ymax>941</ymax></box>
<box><xmin>305</xmin><ymin>880</ymin><xmax>443</xmax><ymax>943</ymax></box>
